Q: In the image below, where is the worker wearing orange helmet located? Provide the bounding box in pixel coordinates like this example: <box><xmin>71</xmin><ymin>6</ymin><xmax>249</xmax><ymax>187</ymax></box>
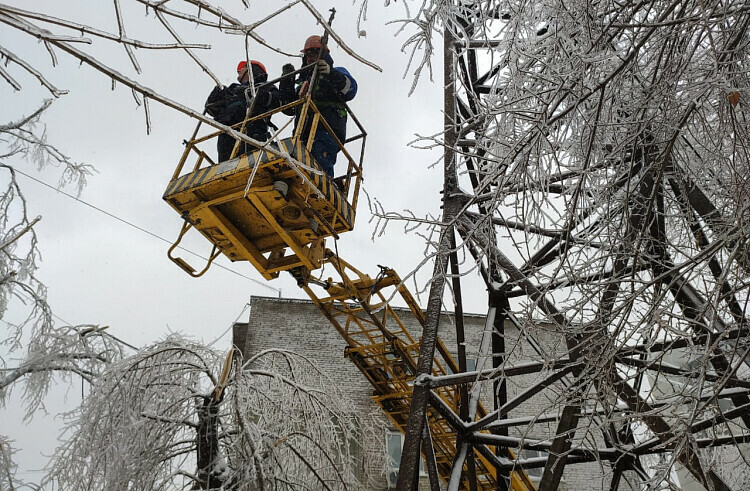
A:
<box><xmin>205</xmin><ymin>60</ymin><xmax>281</xmax><ymax>162</ymax></box>
<box><xmin>279</xmin><ymin>35</ymin><xmax>358</xmax><ymax>178</ymax></box>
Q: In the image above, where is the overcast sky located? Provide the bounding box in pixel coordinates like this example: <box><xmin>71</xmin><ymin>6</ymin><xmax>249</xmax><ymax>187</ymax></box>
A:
<box><xmin>1</xmin><ymin>0</ymin><xmax>497</xmax><ymax>480</ymax></box>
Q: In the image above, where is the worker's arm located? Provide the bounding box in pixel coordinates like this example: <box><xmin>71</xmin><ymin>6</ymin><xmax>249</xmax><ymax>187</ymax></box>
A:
<box><xmin>278</xmin><ymin>63</ymin><xmax>299</xmax><ymax>115</ymax></box>
<box><xmin>319</xmin><ymin>62</ymin><xmax>357</xmax><ymax>102</ymax></box>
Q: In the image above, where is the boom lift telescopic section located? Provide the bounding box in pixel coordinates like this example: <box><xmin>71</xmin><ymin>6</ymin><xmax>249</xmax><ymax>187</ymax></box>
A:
<box><xmin>163</xmin><ymin>96</ymin><xmax>535</xmax><ymax>491</ymax></box>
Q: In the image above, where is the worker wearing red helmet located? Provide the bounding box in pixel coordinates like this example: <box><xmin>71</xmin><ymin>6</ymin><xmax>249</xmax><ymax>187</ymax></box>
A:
<box><xmin>279</xmin><ymin>35</ymin><xmax>358</xmax><ymax>178</ymax></box>
<box><xmin>205</xmin><ymin>60</ymin><xmax>282</xmax><ymax>162</ymax></box>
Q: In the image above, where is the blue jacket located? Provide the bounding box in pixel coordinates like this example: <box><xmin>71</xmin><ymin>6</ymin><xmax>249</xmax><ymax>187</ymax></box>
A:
<box><xmin>279</xmin><ymin>53</ymin><xmax>357</xmax><ymax>114</ymax></box>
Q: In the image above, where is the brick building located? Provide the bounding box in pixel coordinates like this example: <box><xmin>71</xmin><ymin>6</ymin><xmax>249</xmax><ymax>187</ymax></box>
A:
<box><xmin>232</xmin><ymin>296</ymin><xmax>638</xmax><ymax>490</ymax></box>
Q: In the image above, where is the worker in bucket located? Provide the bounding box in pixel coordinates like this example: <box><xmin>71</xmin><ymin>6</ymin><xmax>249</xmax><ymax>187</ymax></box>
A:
<box><xmin>279</xmin><ymin>35</ymin><xmax>357</xmax><ymax>177</ymax></box>
<box><xmin>205</xmin><ymin>60</ymin><xmax>281</xmax><ymax>162</ymax></box>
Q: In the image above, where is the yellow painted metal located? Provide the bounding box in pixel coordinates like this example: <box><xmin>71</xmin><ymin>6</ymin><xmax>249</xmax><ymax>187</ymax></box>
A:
<box><xmin>167</xmin><ymin>221</ymin><xmax>221</xmax><ymax>277</ymax></box>
<box><xmin>163</xmin><ymin>97</ymin><xmax>365</xmax><ymax>279</ymax></box>
<box><xmin>299</xmin><ymin>251</ymin><xmax>537</xmax><ymax>491</ymax></box>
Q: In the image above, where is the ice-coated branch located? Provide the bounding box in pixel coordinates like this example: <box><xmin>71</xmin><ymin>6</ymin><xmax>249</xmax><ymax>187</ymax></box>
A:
<box><xmin>154</xmin><ymin>9</ymin><xmax>221</xmax><ymax>86</ymax></box>
<box><xmin>47</xmin><ymin>337</ymin><xmax>382</xmax><ymax>490</ymax></box>
<box><xmin>0</xmin><ymin>436</ymin><xmax>20</xmax><ymax>491</ymax></box>
<box><xmin>0</xmin><ymin>4</ymin><xmax>210</xmax><ymax>50</ymax></box>
<box><xmin>0</xmin><ymin>44</ymin><xmax>67</xmax><ymax>96</ymax></box>
<box><xmin>113</xmin><ymin>0</ymin><xmax>141</xmax><ymax>74</ymax></box>
<box><xmin>297</xmin><ymin>0</ymin><xmax>382</xmax><ymax>72</ymax></box>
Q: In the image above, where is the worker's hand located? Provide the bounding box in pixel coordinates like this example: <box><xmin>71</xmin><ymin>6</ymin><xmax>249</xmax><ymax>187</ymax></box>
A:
<box><xmin>282</xmin><ymin>63</ymin><xmax>295</xmax><ymax>76</ymax></box>
<box><xmin>316</xmin><ymin>59</ymin><xmax>331</xmax><ymax>76</ymax></box>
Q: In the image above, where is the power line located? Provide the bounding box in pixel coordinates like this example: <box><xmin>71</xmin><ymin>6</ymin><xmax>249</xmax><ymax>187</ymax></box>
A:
<box><xmin>13</xmin><ymin>167</ymin><xmax>282</xmax><ymax>295</ymax></box>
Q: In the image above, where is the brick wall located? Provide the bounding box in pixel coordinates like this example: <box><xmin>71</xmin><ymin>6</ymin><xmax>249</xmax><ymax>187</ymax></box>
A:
<box><xmin>235</xmin><ymin>296</ymin><xmax>618</xmax><ymax>490</ymax></box>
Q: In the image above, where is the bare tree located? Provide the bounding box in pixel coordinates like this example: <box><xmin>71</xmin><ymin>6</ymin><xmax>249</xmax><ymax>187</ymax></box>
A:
<box><xmin>7</xmin><ymin>2</ymin><xmax>750</xmax><ymax>489</ymax></box>
<box><xmin>46</xmin><ymin>337</ymin><xmax>378</xmax><ymax>490</ymax></box>
<box><xmin>1</xmin><ymin>3</ymin><xmax>389</xmax><ymax>488</ymax></box>
<box><xmin>356</xmin><ymin>0</ymin><xmax>750</xmax><ymax>489</ymax></box>
<box><xmin>0</xmin><ymin>99</ymin><xmax>127</xmax><ymax>490</ymax></box>
<box><xmin>12</xmin><ymin>0</ymin><xmax>749</xmax><ymax>489</ymax></box>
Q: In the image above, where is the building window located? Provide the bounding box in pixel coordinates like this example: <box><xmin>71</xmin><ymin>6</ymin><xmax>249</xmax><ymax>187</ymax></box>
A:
<box><xmin>447</xmin><ymin>356</ymin><xmax>477</xmax><ymax>374</ymax></box>
<box><xmin>332</xmin><ymin>414</ymin><xmax>364</xmax><ymax>482</ymax></box>
<box><xmin>520</xmin><ymin>449</ymin><xmax>547</xmax><ymax>479</ymax></box>
<box><xmin>385</xmin><ymin>430</ymin><xmax>426</xmax><ymax>488</ymax></box>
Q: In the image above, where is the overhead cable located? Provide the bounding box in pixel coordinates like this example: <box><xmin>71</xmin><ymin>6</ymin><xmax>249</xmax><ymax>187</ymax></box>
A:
<box><xmin>12</xmin><ymin>167</ymin><xmax>282</xmax><ymax>295</ymax></box>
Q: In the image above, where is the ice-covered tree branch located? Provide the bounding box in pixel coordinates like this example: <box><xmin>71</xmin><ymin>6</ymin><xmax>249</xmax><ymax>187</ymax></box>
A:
<box><xmin>48</xmin><ymin>337</ymin><xmax>381</xmax><ymax>490</ymax></box>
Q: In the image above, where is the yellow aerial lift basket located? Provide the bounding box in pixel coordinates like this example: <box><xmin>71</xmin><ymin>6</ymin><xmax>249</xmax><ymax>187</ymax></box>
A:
<box><xmin>163</xmin><ymin>96</ymin><xmax>365</xmax><ymax>280</ymax></box>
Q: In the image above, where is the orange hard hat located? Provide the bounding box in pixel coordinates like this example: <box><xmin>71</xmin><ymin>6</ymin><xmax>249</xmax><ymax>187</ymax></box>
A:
<box><xmin>301</xmin><ymin>35</ymin><xmax>329</xmax><ymax>53</ymax></box>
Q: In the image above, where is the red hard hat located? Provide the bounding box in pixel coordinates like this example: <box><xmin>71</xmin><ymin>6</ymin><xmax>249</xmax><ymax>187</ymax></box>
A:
<box><xmin>250</xmin><ymin>60</ymin><xmax>266</xmax><ymax>74</ymax></box>
<box><xmin>237</xmin><ymin>60</ymin><xmax>267</xmax><ymax>74</ymax></box>
<box><xmin>301</xmin><ymin>35</ymin><xmax>329</xmax><ymax>53</ymax></box>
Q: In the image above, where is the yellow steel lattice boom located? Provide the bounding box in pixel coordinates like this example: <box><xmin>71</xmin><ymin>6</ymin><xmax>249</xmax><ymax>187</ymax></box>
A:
<box><xmin>295</xmin><ymin>252</ymin><xmax>535</xmax><ymax>490</ymax></box>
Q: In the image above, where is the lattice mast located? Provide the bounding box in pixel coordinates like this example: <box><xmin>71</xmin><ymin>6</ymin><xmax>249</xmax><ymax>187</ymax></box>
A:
<box><xmin>397</xmin><ymin>1</ymin><xmax>750</xmax><ymax>490</ymax></box>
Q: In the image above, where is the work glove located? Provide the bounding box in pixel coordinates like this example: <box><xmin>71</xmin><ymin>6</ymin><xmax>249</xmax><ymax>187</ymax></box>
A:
<box><xmin>316</xmin><ymin>59</ymin><xmax>331</xmax><ymax>76</ymax></box>
<box><xmin>280</xmin><ymin>63</ymin><xmax>296</xmax><ymax>94</ymax></box>
<box><xmin>204</xmin><ymin>85</ymin><xmax>226</xmax><ymax>117</ymax></box>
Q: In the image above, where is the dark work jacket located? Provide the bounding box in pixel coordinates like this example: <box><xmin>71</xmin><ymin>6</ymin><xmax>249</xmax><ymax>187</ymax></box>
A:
<box><xmin>205</xmin><ymin>74</ymin><xmax>281</xmax><ymax>140</ymax></box>
<box><xmin>278</xmin><ymin>53</ymin><xmax>357</xmax><ymax>141</ymax></box>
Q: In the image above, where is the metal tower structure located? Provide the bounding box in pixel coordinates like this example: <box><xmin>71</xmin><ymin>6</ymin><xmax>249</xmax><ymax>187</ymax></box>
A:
<box><xmin>397</xmin><ymin>2</ymin><xmax>750</xmax><ymax>490</ymax></box>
